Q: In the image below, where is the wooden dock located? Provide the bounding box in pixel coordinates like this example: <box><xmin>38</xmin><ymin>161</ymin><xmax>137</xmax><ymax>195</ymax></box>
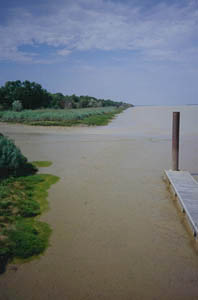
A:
<box><xmin>164</xmin><ymin>170</ymin><xmax>198</xmax><ymax>237</ymax></box>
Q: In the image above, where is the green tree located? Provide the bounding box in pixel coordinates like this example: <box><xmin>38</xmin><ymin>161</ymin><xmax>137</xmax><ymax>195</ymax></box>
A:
<box><xmin>0</xmin><ymin>81</ymin><xmax>52</xmax><ymax>110</ymax></box>
<box><xmin>50</xmin><ymin>93</ymin><xmax>65</xmax><ymax>108</ymax></box>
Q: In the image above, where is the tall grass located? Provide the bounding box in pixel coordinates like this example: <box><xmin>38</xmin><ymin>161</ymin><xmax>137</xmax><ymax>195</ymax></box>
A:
<box><xmin>0</xmin><ymin>107</ymin><xmax>117</xmax><ymax>123</ymax></box>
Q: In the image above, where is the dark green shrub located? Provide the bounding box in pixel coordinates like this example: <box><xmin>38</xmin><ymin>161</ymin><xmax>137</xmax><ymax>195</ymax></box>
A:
<box><xmin>18</xmin><ymin>199</ymin><xmax>40</xmax><ymax>217</ymax></box>
<box><xmin>0</xmin><ymin>134</ymin><xmax>37</xmax><ymax>178</ymax></box>
<box><xmin>0</xmin><ymin>239</ymin><xmax>14</xmax><ymax>273</ymax></box>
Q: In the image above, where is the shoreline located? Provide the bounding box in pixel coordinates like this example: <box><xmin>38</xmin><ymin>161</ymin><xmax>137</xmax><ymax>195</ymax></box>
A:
<box><xmin>0</xmin><ymin>161</ymin><xmax>59</xmax><ymax>274</ymax></box>
<box><xmin>0</xmin><ymin>107</ymin><xmax>125</xmax><ymax>128</ymax></box>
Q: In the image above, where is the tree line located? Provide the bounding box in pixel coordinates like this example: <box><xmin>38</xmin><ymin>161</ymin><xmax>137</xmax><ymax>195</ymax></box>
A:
<box><xmin>0</xmin><ymin>80</ymin><xmax>132</xmax><ymax>111</ymax></box>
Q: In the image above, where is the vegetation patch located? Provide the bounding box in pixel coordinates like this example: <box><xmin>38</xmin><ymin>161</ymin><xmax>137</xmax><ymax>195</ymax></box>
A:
<box><xmin>0</xmin><ymin>134</ymin><xmax>37</xmax><ymax>178</ymax></box>
<box><xmin>0</xmin><ymin>107</ymin><xmax>124</xmax><ymax>126</ymax></box>
<box><xmin>81</xmin><ymin>109</ymin><xmax>123</xmax><ymax>126</ymax></box>
<box><xmin>32</xmin><ymin>161</ymin><xmax>52</xmax><ymax>168</ymax></box>
<box><xmin>0</xmin><ymin>135</ymin><xmax>59</xmax><ymax>273</ymax></box>
<box><xmin>0</xmin><ymin>172</ymin><xmax>59</xmax><ymax>273</ymax></box>
<box><xmin>7</xmin><ymin>219</ymin><xmax>51</xmax><ymax>259</ymax></box>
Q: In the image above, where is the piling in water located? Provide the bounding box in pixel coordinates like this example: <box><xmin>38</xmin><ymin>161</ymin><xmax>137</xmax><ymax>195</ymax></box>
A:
<box><xmin>172</xmin><ymin>112</ymin><xmax>180</xmax><ymax>171</ymax></box>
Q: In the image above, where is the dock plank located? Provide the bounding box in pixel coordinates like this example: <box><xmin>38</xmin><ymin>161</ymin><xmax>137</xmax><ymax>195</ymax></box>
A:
<box><xmin>164</xmin><ymin>170</ymin><xmax>198</xmax><ymax>237</ymax></box>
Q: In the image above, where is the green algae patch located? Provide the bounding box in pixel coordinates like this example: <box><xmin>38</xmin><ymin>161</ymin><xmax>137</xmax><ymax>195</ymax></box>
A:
<box><xmin>81</xmin><ymin>111</ymin><xmax>117</xmax><ymax>126</ymax></box>
<box><xmin>0</xmin><ymin>173</ymin><xmax>59</xmax><ymax>274</ymax></box>
<box><xmin>31</xmin><ymin>174</ymin><xmax>59</xmax><ymax>213</ymax></box>
<box><xmin>32</xmin><ymin>161</ymin><xmax>52</xmax><ymax>168</ymax></box>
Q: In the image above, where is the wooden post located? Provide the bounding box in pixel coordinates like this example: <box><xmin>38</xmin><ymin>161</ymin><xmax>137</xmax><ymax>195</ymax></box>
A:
<box><xmin>172</xmin><ymin>112</ymin><xmax>180</xmax><ymax>171</ymax></box>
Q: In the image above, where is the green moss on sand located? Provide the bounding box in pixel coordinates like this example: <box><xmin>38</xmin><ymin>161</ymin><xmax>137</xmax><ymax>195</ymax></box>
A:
<box><xmin>32</xmin><ymin>161</ymin><xmax>52</xmax><ymax>168</ymax></box>
<box><xmin>0</xmin><ymin>166</ymin><xmax>59</xmax><ymax>273</ymax></box>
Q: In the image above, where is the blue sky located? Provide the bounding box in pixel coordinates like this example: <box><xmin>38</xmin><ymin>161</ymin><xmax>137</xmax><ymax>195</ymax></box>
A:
<box><xmin>0</xmin><ymin>0</ymin><xmax>198</xmax><ymax>105</ymax></box>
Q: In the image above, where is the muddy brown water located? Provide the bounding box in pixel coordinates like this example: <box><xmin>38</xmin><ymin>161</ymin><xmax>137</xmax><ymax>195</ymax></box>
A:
<box><xmin>1</xmin><ymin>106</ymin><xmax>198</xmax><ymax>300</ymax></box>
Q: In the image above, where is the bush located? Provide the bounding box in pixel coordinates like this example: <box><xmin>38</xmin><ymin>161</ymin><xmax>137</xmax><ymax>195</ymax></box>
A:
<box><xmin>12</xmin><ymin>100</ymin><xmax>23</xmax><ymax>112</ymax></box>
<box><xmin>0</xmin><ymin>134</ymin><xmax>37</xmax><ymax>178</ymax></box>
<box><xmin>7</xmin><ymin>220</ymin><xmax>51</xmax><ymax>259</ymax></box>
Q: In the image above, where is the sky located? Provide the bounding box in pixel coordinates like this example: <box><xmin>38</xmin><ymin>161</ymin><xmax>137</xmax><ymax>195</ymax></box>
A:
<box><xmin>0</xmin><ymin>0</ymin><xmax>198</xmax><ymax>105</ymax></box>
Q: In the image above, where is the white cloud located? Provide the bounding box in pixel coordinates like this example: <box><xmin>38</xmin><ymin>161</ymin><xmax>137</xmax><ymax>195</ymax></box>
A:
<box><xmin>57</xmin><ymin>48</ymin><xmax>71</xmax><ymax>56</ymax></box>
<box><xmin>0</xmin><ymin>0</ymin><xmax>198</xmax><ymax>64</ymax></box>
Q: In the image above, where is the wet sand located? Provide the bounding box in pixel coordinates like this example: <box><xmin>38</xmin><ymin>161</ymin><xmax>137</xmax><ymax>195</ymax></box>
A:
<box><xmin>1</xmin><ymin>106</ymin><xmax>198</xmax><ymax>300</ymax></box>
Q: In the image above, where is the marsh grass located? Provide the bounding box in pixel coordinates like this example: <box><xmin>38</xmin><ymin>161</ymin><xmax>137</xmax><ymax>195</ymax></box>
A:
<box><xmin>0</xmin><ymin>107</ymin><xmax>122</xmax><ymax>126</ymax></box>
<box><xmin>81</xmin><ymin>110</ymin><xmax>120</xmax><ymax>125</ymax></box>
<box><xmin>0</xmin><ymin>170</ymin><xmax>59</xmax><ymax>273</ymax></box>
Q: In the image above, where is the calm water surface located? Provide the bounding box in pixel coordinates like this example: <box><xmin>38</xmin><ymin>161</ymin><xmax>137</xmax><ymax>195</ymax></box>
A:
<box><xmin>1</xmin><ymin>106</ymin><xmax>198</xmax><ymax>300</ymax></box>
